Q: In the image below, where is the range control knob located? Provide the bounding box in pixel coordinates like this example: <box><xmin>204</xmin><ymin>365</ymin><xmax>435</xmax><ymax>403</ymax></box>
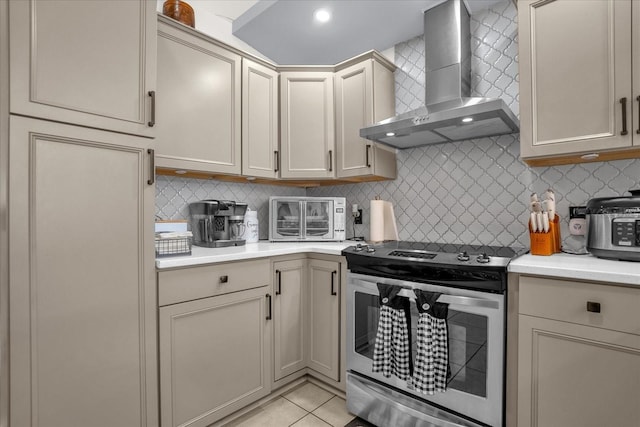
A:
<box><xmin>366</xmin><ymin>246</ymin><xmax>376</xmax><ymax>253</ymax></box>
<box><xmin>476</xmin><ymin>253</ymin><xmax>491</xmax><ymax>264</ymax></box>
<box><xmin>457</xmin><ymin>251</ymin><xmax>470</xmax><ymax>262</ymax></box>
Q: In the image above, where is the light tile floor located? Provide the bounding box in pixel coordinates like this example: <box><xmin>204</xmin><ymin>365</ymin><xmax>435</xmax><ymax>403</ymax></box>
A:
<box><xmin>223</xmin><ymin>382</ymin><xmax>357</xmax><ymax>427</ymax></box>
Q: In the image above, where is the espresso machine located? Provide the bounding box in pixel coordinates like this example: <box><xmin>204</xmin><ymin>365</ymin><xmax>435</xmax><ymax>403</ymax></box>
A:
<box><xmin>189</xmin><ymin>200</ymin><xmax>248</xmax><ymax>247</ymax></box>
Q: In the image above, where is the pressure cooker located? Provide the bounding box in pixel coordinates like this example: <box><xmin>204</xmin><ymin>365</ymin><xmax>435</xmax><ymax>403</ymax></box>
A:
<box><xmin>586</xmin><ymin>189</ymin><xmax>640</xmax><ymax>261</ymax></box>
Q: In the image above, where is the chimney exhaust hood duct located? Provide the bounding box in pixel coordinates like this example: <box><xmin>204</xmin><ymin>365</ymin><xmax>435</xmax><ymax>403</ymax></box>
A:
<box><xmin>360</xmin><ymin>0</ymin><xmax>519</xmax><ymax>149</ymax></box>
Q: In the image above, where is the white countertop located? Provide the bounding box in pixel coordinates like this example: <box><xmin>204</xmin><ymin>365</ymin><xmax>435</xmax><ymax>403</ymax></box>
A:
<box><xmin>156</xmin><ymin>241</ymin><xmax>355</xmax><ymax>269</ymax></box>
<box><xmin>508</xmin><ymin>253</ymin><xmax>640</xmax><ymax>286</ymax></box>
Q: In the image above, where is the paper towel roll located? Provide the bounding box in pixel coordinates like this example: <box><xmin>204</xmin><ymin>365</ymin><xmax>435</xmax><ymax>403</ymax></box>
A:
<box><xmin>370</xmin><ymin>199</ymin><xmax>399</xmax><ymax>243</ymax></box>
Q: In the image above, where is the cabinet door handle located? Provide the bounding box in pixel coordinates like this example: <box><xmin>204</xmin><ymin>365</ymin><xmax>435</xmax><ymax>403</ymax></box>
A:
<box><xmin>275</xmin><ymin>270</ymin><xmax>281</xmax><ymax>295</ymax></box>
<box><xmin>328</xmin><ymin>150</ymin><xmax>333</xmax><ymax>172</ymax></box>
<box><xmin>266</xmin><ymin>293</ymin><xmax>272</xmax><ymax>320</ymax></box>
<box><xmin>274</xmin><ymin>150</ymin><xmax>279</xmax><ymax>173</ymax></box>
<box><xmin>219</xmin><ymin>275</ymin><xmax>228</xmax><ymax>284</ymax></box>
<box><xmin>366</xmin><ymin>144</ymin><xmax>371</xmax><ymax>167</ymax></box>
<box><xmin>586</xmin><ymin>301</ymin><xmax>601</xmax><ymax>313</ymax></box>
<box><xmin>620</xmin><ymin>97</ymin><xmax>628</xmax><ymax>135</ymax></box>
<box><xmin>148</xmin><ymin>90</ymin><xmax>156</xmax><ymax>127</ymax></box>
<box><xmin>330</xmin><ymin>270</ymin><xmax>337</xmax><ymax>296</ymax></box>
<box><xmin>147</xmin><ymin>149</ymin><xmax>155</xmax><ymax>185</ymax></box>
<box><xmin>636</xmin><ymin>96</ymin><xmax>640</xmax><ymax>134</ymax></box>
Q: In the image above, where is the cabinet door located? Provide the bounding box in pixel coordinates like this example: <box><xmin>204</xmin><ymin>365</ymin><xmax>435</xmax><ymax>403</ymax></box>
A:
<box><xmin>273</xmin><ymin>259</ymin><xmax>307</xmax><ymax>381</ymax></box>
<box><xmin>519</xmin><ymin>0</ymin><xmax>632</xmax><ymax>160</ymax></box>
<box><xmin>335</xmin><ymin>60</ymin><xmax>396</xmax><ymax>179</ymax></box>
<box><xmin>9</xmin><ymin>0</ymin><xmax>156</xmax><ymax>137</ymax></box>
<box><xmin>243</xmin><ymin>59</ymin><xmax>279</xmax><ymax>178</ymax></box>
<box><xmin>280</xmin><ymin>72</ymin><xmax>335</xmax><ymax>179</ymax></box>
<box><xmin>518</xmin><ymin>315</ymin><xmax>640</xmax><ymax>427</ymax></box>
<box><xmin>8</xmin><ymin>116</ymin><xmax>157</xmax><ymax>427</ymax></box>
<box><xmin>159</xmin><ymin>287</ymin><xmax>272</xmax><ymax>427</ymax></box>
<box><xmin>307</xmin><ymin>259</ymin><xmax>340</xmax><ymax>381</ymax></box>
<box><xmin>156</xmin><ymin>21</ymin><xmax>241</xmax><ymax>174</ymax></box>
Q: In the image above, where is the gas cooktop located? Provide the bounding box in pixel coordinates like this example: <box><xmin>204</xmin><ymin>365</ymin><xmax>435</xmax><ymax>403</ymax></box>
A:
<box><xmin>343</xmin><ymin>241</ymin><xmax>528</xmax><ymax>269</ymax></box>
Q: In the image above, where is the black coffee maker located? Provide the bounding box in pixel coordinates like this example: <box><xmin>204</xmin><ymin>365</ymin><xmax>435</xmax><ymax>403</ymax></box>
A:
<box><xmin>189</xmin><ymin>200</ymin><xmax>248</xmax><ymax>247</ymax></box>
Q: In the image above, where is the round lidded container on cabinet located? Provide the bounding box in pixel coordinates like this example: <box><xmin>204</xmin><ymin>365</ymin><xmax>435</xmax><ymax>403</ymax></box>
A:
<box><xmin>162</xmin><ymin>0</ymin><xmax>195</xmax><ymax>28</ymax></box>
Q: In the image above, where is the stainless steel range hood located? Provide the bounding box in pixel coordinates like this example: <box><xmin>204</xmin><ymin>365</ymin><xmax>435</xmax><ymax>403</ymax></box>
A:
<box><xmin>360</xmin><ymin>0</ymin><xmax>519</xmax><ymax>149</ymax></box>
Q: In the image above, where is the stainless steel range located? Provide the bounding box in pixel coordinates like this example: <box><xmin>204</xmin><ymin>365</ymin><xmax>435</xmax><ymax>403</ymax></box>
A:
<box><xmin>342</xmin><ymin>241</ymin><xmax>526</xmax><ymax>427</ymax></box>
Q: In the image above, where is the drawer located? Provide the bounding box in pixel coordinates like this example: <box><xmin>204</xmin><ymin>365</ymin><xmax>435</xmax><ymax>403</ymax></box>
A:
<box><xmin>158</xmin><ymin>259</ymin><xmax>271</xmax><ymax>306</ymax></box>
<box><xmin>519</xmin><ymin>276</ymin><xmax>640</xmax><ymax>335</ymax></box>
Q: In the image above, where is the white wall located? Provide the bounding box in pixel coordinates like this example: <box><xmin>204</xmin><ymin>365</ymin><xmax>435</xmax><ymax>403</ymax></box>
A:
<box><xmin>156</xmin><ymin>0</ymin><xmax>273</xmax><ymax>61</ymax></box>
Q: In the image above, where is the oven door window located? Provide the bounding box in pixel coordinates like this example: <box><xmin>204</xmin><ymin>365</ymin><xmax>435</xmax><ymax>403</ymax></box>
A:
<box><xmin>353</xmin><ymin>291</ymin><xmax>488</xmax><ymax>398</ymax></box>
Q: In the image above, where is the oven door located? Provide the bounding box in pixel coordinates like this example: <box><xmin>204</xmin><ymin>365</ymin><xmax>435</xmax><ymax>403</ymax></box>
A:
<box><xmin>303</xmin><ymin>199</ymin><xmax>335</xmax><ymax>240</ymax></box>
<box><xmin>346</xmin><ymin>272</ymin><xmax>505</xmax><ymax>427</ymax></box>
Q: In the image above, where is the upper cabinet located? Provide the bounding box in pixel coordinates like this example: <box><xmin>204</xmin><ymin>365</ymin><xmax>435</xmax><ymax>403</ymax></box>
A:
<box><xmin>9</xmin><ymin>0</ymin><xmax>156</xmax><ymax>138</ymax></box>
<box><xmin>156</xmin><ymin>18</ymin><xmax>242</xmax><ymax>175</ymax></box>
<box><xmin>334</xmin><ymin>56</ymin><xmax>397</xmax><ymax>180</ymax></box>
<box><xmin>280</xmin><ymin>71</ymin><xmax>336</xmax><ymax>179</ymax></box>
<box><xmin>242</xmin><ymin>59</ymin><xmax>280</xmax><ymax>179</ymax></box>
<box><xmin>519</xmin><ymin>0</ymin><xmax>640</xmax><ymax>166</ymax></box>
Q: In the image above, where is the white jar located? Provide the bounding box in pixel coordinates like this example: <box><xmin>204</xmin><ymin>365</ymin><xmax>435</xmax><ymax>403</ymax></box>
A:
<box><xmin>243</xmin><ymin>210</ymin><xmax>259</xmax><ymax>243</ymax></box>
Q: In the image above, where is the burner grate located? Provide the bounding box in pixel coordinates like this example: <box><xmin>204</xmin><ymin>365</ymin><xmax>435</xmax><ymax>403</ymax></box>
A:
<box><xmin>389</xmin><ymin>250</ymin><xmax>437</xmax><ymax>260</ymax></box>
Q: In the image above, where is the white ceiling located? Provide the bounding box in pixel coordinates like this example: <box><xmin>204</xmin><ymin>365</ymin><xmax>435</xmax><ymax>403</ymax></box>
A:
<box><xmin>193</xmin><ymin>0</ymin><xmax>509</xmax><ymax>65</ymax></box>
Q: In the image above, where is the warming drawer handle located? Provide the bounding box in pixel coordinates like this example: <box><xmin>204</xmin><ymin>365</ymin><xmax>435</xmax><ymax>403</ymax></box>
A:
<box><xmin>352</xmin><ymin>278</ymin><xmax>500</xmax><ymax>309</ymax></box>
<box><xmin>621</xmin><ymin>97</ymin><xmax>628</xmax><ymax>135</ymax></box>
<box><xmin>331</xmin><ymin>270</ymin><xmax>337</xmax><ymax>296</ymax></box>
<box><xmin>587</xmin><ymin>301</ymin><xmax>601</xmax><ymax>313</ymax></box>
<box><xmin>349</xmin><ymin>374</ymin><xmax>468</xmax><ymax>427</ymax></box>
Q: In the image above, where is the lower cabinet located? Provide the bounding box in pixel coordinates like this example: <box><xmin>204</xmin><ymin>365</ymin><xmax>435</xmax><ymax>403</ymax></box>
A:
<box><xmin>307</xmin><ymin>258</ymin><xmax>341</xmax><ymax>382</ymax></box>
<box><xmin>516</xmin><ymin>276</ymin><xmax>640</xmax><ymax>427</ymax></box>
<box><xmin>273</xmin><ymin>259</ymin><xmax>307</xmax><ymax>381</ymax></box>
<box><xmin>158</xmin><ymin>261</ymin><xmax>272</xmax><ymax>427</ymax></box>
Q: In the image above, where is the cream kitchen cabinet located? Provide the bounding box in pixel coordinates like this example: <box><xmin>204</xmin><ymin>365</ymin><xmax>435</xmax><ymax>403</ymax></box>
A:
<box><xmin>334</xmin><ymin>55</ymin><xmax>397</xmax><ymax>180</ymax></box>
<box><xmin>307</xmin><ymin>258</ymin><xmax>341</xmax><ymax>382</ymax></box>
<box><xmin>8</xmin><ymin>116</ymin><xmax>157</xmax><ymax>427</ymax></box>
<box><xmin>158</xmin><ymin>259</ymin><xmax>272</xmax><ymax>427</ymax></box>
<box><xmin>273</xmin><ymin>258</ymin><xmax>307</xmax><ymax>381</ymax></box>
<box><xmin>519</xmin><ymin>0</ymin><xmax>640</xmax><ymax>166</ymax></box>
<box><xmin>515</xmin><ymin>276</ymin><xmax>640</xmax><ymax>427</ymax></box>
<box><xmin>280</xmin><ymin>71</ymin><xmax>336</xmax><ymax>179</ymax></box>
<box><xmin>156</xmin><ymin>17</ymin><xmax>241</xmax><ymax>175</ymax></box>
<box><xmin>242</xmin><ymin>58</ymin><xmax>280</xmax><ymax>179</ymax></box>
<box><xmin>9</xmin><ymin>0</ymin><xmax>156</xmax><ymax>138</ymax></box>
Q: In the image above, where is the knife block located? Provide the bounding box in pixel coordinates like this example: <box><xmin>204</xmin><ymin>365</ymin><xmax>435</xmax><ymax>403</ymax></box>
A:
<box><xmin>529</xmin><ymin>214</ymin><xmax>561</xmax><ymax>256</ymax></box>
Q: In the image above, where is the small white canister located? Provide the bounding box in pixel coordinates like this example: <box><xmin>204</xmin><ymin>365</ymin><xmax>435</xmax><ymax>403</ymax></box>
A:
<box><xmin>244</xmin><ymin>209</ymin><xmax>259</xmax><ymax>243</ymax></box>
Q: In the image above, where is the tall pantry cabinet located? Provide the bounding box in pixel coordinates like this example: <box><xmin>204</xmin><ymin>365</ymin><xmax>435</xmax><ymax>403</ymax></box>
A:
<box><xmin>2</xmin><ymin>1</ymin><xmax>158</xmax><ymax>426</ymax></box>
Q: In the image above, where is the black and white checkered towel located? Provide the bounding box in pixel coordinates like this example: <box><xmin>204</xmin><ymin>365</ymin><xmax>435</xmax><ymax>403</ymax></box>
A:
<box><xmin>372</xmin><ymin>283</ymin><xmax>412</xmax><ymax>380</ymax></box>
<box><xmin>409</xmin><ymin>289</ymin><xmax>450</xmax><ymax>395</ymax></box>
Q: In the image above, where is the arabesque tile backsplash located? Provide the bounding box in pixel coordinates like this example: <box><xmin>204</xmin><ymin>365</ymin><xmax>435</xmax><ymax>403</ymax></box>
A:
<box><xmin>156</xmin><ymin>1</ymin><xmax>640</xmax><ymax>247</ymax></box>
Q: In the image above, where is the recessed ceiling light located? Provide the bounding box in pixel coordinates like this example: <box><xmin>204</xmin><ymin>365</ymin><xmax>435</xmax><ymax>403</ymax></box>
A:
<box><xmin>462</xmin><ymin>117</ymin><xmax>473</xmax><ymax>123</ymax></box>
<box><xmin>314</xmin><ymin>9</ymin><xmax>331</xmax><ymax>23</ymax></box>
<box><xmin>386</xmin><ymin>132</ymin><xmax>395</xmax><ymax>137</ymax></box>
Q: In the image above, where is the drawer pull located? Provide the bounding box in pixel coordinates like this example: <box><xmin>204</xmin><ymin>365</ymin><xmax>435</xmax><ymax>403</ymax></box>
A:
<box><xmin>219</xmin><ymin>275</ymin><xmax>228</xmax><ymax>284</ymax></box>
<box><xmin>275</xmin><ymin>270</ymin><xmax>282</xmax><ymax>295</ymax></box>
<box><xmin>586</xmin><ymin>301</ymin><xmax>601</xmax><ymax>313</ymax></box>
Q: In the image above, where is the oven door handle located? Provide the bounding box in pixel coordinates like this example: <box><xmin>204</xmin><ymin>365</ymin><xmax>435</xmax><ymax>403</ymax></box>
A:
<box><xmin>348</xmin><ymin>373</ymin><xmax>475</xmax><ymax>427</ymax></box>
<box><xmin>353</xmin><ymin>279</ymin><xmax>500</xmax><ymax>310</ymax></box>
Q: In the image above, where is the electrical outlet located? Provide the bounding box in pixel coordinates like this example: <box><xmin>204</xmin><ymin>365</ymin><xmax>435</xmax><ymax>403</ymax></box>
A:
<box><xmin>354</xmin><ymin>209</ymin><xmax>363</xmax><ymax>224</ymax></box>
